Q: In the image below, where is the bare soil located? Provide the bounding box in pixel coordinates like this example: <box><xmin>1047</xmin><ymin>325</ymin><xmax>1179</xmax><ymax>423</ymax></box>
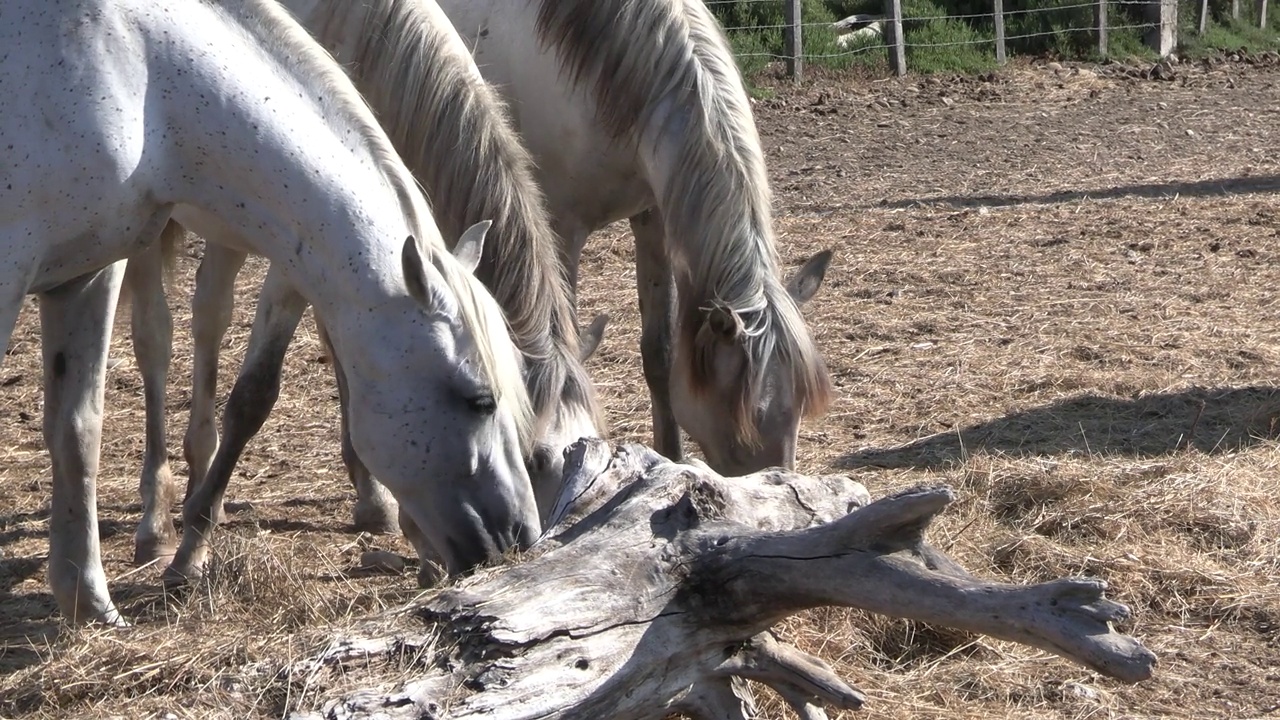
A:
<box><xmin>3</xmin><ymin>58</ymin><xmax>1279</xmax><ymax>719</ymax></box>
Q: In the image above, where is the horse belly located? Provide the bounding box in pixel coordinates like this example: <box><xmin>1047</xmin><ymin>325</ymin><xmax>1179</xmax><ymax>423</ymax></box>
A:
<box><xmin>434</xmin><ymin>0</ymin><xmax>653</xmax><ymax>228</ymax></box>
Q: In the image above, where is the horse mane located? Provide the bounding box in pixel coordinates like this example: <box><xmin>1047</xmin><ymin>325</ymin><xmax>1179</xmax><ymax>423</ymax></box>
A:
<box><xmin>299</xmin><ymin>0</ymin><xmax>604</xmax><ymax>440</ymax></box>
<box><xmin>534</xmin><ymin>0</ymin><xmax>831</xmax><ymax>442</ymax></box>
<box><xmin>211</xmin><ymin>0</ymin><xmax>534</xmax><ymax>445</ymax></box>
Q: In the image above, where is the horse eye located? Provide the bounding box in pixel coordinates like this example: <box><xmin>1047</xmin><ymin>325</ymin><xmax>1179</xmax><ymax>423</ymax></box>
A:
<box><xmin>467</xmin><ymin>393</ymin><xmax>497</xmax><ymax>415</ymax></box>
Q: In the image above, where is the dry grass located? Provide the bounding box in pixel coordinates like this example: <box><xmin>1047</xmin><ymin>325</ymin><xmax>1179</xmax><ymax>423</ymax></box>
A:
<box><xmin>3</xmin><ymin>59</ymin><xmax>1280</xmax><ymax>718</ymax></box>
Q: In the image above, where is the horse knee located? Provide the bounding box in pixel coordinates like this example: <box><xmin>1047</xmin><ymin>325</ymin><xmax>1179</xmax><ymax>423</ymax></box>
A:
<box><xmin>638</xmin><ymin>330</ymin><xmax>672</xmax><ymax>387</ymax></box>
<box><xmin>182</xmin><ymin>421</ymin><xmax>215</xmax><ymax>472</ymax></box>
<box><xmin>219</xmin><ymin>354</ymin><xmax>283</xmax><ymax>446</ymax></box>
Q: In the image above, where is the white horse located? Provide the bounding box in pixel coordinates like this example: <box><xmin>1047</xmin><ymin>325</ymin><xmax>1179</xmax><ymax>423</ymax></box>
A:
<box><xmin>436</xmin><ymin>0</ymin><xmax>835</xmax><ymax>476</ymax></box>
<box><xmin>122</xmin><ymin>0</ymin><xmax>608</xmax><ymax>571</ymax></box>
<box><xmin>1</xmin><ymin>0</ymin><xmax>539</xmax><ymax>624</ymax></box>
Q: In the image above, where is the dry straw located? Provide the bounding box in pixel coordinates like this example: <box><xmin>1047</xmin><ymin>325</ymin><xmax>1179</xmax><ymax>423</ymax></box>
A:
<box><xmin>3</xmin><ymin>60</ymin><xmax>1280</xmax><ymax>718</ymax></box>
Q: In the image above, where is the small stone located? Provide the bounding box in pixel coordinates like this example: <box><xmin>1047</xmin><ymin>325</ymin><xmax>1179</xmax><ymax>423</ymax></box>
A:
<box><xmin>359</xmin><ymin>550</ymin><xmax>407</xmax><ymax>574</ymax></box>
<box><xmin>1063</xmin><ymin>681</ymin><xmax>1100</xmax><ymax>702</ymax></box>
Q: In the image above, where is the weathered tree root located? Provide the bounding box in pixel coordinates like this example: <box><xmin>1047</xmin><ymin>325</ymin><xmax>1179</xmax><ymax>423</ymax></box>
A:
<box><xmin>289</xmin><ymin>439</ymin><xmax>1155</xmax><ymax>720</ymax></box>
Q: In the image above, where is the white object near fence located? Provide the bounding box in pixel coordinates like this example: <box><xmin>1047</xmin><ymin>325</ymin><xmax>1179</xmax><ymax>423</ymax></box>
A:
<box><xmin>835</xmin><ymin>21</ymin><xmax>883</xmax><ymax>48</ymax></box>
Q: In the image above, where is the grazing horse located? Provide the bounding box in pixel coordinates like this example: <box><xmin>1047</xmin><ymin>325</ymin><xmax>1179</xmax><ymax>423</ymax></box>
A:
<box><xmin>124</xmin><ymin>0</ymin><xmax>607</xmax><ymax>570</ymax></box>
<box><xmin>436</xmin><ymin>0</ymin><xmax>835</xmax><ymax>476</ymax></box>
<box><xmin>0</xmin><ymin>0</ymin><xmax>539</xmax><ymax>623</ymax></box>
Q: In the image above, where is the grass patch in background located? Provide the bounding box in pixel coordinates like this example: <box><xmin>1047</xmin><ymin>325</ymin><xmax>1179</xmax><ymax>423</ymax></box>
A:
<box><xmin>709</xmin><ymin>0</ymin><xmax>1276</xmax><ymax>76</ymax></box>
<box><xmin>1177</xmin><ymin>0</ymin><xmax>1280</xmax><ymax>57</ymax></box>
<box><xmin>901</xmin><ymin>0</ymin><xmax>996</xmax><ymax>72</ymax></box>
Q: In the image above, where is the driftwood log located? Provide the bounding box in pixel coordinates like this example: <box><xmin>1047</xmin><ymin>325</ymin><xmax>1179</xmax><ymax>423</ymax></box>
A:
<box><xmin>289</xmin><ymin>439</ymin><xmax>1156</xmax><ymax>719</ymax></box>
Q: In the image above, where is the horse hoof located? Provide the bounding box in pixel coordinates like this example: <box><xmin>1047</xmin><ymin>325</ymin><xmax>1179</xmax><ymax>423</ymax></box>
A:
<box><xmin>100</xmin><ymin>612</ymin><xmax>131</xmax><ymax>628</ymax></box>
<box><xmin>132</xmin><ymin>538</ymin><xmax>177</xmax><ymax>567</ymax></box>
<box><xmin>416</xmin><ymin>562</ymin><xmax>444</xmax><ymax>589</ymax></box>
<box><xmin>160</xmin><ymin>562</ymin><xmax>204</xmax><ymax>592</ymax></box>
<box><xmin>352</xmin><ymin>505</ymin><xmax>400</xmax><ymax>535</ymax></box>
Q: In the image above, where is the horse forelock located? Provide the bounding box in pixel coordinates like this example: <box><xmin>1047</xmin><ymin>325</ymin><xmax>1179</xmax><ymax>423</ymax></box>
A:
<box><xmin>681</xmin><ymin>283</ymin><xmax>833</xmax><ymax>446</ymax></box>
<box><xmin>303</xmin><ymin>0</ymin><xmax>596</xmax><ymax>441</ymax></box>
<box><xmin>217</xmin><ymin>0</ymin><xmax>534</xmax><ymax>444</ymax></box>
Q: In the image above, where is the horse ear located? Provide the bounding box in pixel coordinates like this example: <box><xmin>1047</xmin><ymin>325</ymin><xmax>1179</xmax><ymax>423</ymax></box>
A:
<box><xmin>403</xmin><ymin>235</ymin><xmax>429</xmax><ymax>302</ymax></box>
<box><xmin>452</xmin><ymin>220</ymin><xmax>491</xmax><ymax>274</ymax></box>
<box><xmin>402</xmin><ymin>235</ymin><xmax>437</xmax><ymax>311</ymax></box>
<box><xmin>786</xmin><ymin>249</ymin><xmax>833</xmax><ymax>305</ymax></box>
<box><xmin>704</xmin><ymin>303</ymin><xmax>743</xmax><ymax>343</ymax></box>
<box><xmin>579</xmin><ymin>313</ymin><xmax>609</xmax><ymax>361</ymax></box>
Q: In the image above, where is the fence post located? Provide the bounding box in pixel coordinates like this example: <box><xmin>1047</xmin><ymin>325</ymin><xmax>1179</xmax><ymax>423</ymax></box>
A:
<box><xmin>885</xmin><ymin>0</ymin><xmax>907</xmax><ymax>76</ymax></box>
<box><xmin>1096</xmin><ymin>0</ymin><xmax>1108</xmax><ymax>55</ymax></box>
<box><xmin>1231</xmin><ymin>0</ymin><xmax>1240</xmax><ymax>19</ymax></box>
<box><xmin>993</xmin><ymin>0</ymin><xmax>1007</xmax><ymax>64</ymax></box>
<box><xmin>783</xmin><ymin>0</ymin><xmax>803</xmax><ymax>80</ymax></box>
<box><xmin>1198</xmin><ymin>0</ymin><xmax>1210</xmax><ymax>33</ymax></box>
<box><xmin>1260</xmin><ymin>0</ymin><xmax>1269</xmax><ymax>28</ymax></box>
<box><xmin>1144</xmin><ymin>0</ymin><xmax>1178</xmax><ymax>56</ymax></box>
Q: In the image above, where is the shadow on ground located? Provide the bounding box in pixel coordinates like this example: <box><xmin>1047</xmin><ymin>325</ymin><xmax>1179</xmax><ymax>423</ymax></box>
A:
<box><xmin>0</xmin><ymin>555</ymin><xmax>56</xmax><ymax>677</ymax></box>
<box><xmin>876</xmin><ymin>175</ymin><xmax>1280</xmax><ymax>210</ymax></box>
<box><xmin>841</xmin><ymin>385</ymin><xmax>1280</xmax><ymax>470</ymax></box>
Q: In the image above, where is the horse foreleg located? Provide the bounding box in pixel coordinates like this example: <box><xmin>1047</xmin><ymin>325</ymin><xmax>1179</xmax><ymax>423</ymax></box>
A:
<box><xmin>398</xmin><ymin>505</ymin><xmax>445</xmax><ymax>588</ymax></box>
<box><xmin>630</xmin><ymin>209</ymin><xmax>682</xmax><ymax>461</ymax></box>
<box><xmin>550</xmin><ymin>217</ymin><xmax>590</xmax><ymax>313</ymax></box>
<box><xmin>40</xmin><ymin>261</ymin><xmax>128</xmax><ymax>625</ymax></box>
<box><xmin>182</xmin><ymin>243</ymin><xmax>246</xmax><ymax>524</ymax></box>
<box><xmin>165</xmin><ymin>262</ymin><xmax>305</xmax><ymax>584</ymax></box>
<box><xmin>314</xmin><ymin>319</ymin><xmax>399</xmax><ymax>535</ymax></box>
<box><xmin>124</xmin><ymin>244</ymin><xmax>179</xmax><ymax>564</ymax></box>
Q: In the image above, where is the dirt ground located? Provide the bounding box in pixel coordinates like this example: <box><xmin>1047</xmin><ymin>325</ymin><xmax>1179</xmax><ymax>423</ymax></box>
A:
<box><xmin>2</xmin><ymin>57</ymin><xmax>1279</xmax><ymax>719</ymax></box>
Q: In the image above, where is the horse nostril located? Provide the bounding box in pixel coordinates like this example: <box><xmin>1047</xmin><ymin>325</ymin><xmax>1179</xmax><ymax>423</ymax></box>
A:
<box><xmin>529</xmin><ymin>446</ymin><xmax>554</xmax><ymax>475</ymax></box>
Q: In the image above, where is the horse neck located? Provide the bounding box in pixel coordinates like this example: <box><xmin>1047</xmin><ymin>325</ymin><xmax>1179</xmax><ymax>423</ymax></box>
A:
<box><xmin>154</xmin><ymin>1</ymin><xmax>424</xmax><ymax>318</ymax></box>
<box><xmin>636</xmin><ymin>89</ymin><xmax>784</xmax><ymax>315</ymax></box>
<box><xmin>292</xmin><ymin>0</ymin><xmax>601</xmax><ymax>431</ymax></box>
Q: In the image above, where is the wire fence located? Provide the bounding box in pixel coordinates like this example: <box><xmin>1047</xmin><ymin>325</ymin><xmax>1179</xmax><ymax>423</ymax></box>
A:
<box><xmin>705</xmin><ymin>0</ymin><xmax>1210</xmax><ymax>77</ymax></box>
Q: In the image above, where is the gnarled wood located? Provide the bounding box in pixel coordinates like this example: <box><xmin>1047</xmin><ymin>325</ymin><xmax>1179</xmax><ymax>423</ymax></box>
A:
<box><xmin>289</xmin><ymin>439</ymin><xmax>1156</xmax><ymax>720</ymax></box>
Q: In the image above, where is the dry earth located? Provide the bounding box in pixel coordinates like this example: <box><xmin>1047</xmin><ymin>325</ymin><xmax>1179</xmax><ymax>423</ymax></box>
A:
<box><xmin>2</xmin><ymin>57</ymin><xmax>1279</xmax><ymax>718</ymax></box>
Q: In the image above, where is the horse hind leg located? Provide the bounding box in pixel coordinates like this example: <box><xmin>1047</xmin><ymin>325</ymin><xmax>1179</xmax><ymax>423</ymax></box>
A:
<box><xmin>40</xmin><ymin>261</ymin><xmax>129</xmax><ymax>625</ymax></box>
<box><xmin>630</xmin><ymin>209</ymin><xmax>682</xmax><ymax>461</ymax></box>
<box><xmin>165</xmin><ymin>262</ymin><xmax>306</xmax><ymax>584</ymax></box>
<box><xmin>315</xmin><ymin>320</ymin><xmax>399</xmax><ymax>535</ymax></box>
<box><xmin>182</xmin><ymin>243</ymin><xmax>246</xmax><ymax>524</ymax></box>
<box><xmin>124</xmin><ymin>241</ymin><xmax>180</xmax><ymax>565</ymax></box>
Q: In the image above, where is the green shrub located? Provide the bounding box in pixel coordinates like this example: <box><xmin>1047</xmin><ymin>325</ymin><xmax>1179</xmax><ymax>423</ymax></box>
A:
<box><xmin>901</xmin><ymin>0</ymin><xmax>995</xmax><ymax>71</ymax></box>
<box><xmin>706</xmin><ymin>0</ymin><xmax>1280</xmax><ymax>76</ymax></box>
